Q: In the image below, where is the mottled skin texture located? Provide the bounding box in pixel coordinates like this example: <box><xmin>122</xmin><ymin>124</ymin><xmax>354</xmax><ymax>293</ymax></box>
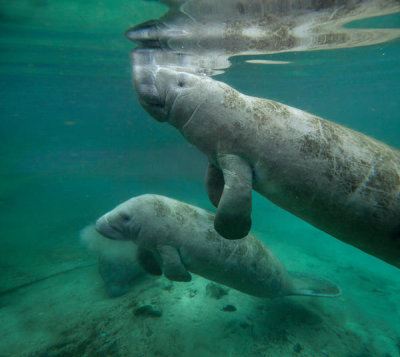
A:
<box><xmin>133</xmin><ymin>67</ymin><xmax>400</xmax><ymax>268</ymax></box>
<box><xmin>95</xmin><ymin>195</ymin><xmax>339</xmax><ymax>298</ymax></box>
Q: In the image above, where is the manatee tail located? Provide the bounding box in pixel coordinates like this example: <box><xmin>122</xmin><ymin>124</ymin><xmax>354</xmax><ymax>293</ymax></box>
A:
<box><xmin>287</xmin><ymin>272</ymin><xmax>341</xmax><ymax>298</ymax></box>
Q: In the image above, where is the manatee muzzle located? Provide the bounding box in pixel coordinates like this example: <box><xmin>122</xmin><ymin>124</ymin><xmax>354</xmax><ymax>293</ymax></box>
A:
<box><xmin>95</xmin><ymin>214</ymin><xmax>127</xmax><ymax>241</ymax></box>
<box><xmin>132</xmin><ymin>65</ymin><xmax>170</xmax><ymax>122</ymax></box>
<box><xmin>133</xmin><ymin>66</ymin><xmax>163</xmax><ymax>105</ymax></box>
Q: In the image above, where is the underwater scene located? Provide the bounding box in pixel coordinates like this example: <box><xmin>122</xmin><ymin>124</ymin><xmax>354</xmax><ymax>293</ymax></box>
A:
<box><xmin>1</xmin><ymin>0</ymin><xmax>400</xmax><ymax>356</ymax></box>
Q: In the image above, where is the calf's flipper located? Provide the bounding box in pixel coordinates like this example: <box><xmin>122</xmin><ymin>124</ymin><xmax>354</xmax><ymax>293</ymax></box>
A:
<box><xmin>137</xmin><ymin>246</ymin><xmax>162</xmax><ymax>276</ymax></box>
<box><xmin>157</xmin><ymin>245</ymin><xmax>192</xmax><ymax>282</ymax></box>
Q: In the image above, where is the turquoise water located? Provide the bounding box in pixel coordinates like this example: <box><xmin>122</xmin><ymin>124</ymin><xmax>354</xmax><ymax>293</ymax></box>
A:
<box><xmin>1</xmin><ymin>1</ymin><xmax>400</xmax><ymax>356</ymax></box>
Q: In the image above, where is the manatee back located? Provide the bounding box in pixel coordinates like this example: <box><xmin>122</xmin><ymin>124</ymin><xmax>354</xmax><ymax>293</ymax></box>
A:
<box><xmin>181</xmin><ymin>230</ymin><xmax>294</xmax><ymax>298</ymax></box>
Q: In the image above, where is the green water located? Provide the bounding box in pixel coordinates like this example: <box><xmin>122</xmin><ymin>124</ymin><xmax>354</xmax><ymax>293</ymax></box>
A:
<box><xmin>1</xmin><ymin>1</ymin><xmax>400</xmax><ymax>356</ymax></box>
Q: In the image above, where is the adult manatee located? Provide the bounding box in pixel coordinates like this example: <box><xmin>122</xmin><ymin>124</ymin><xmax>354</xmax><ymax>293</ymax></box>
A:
<box><xmin>133</xmin><ymin>66</ymin><xmax>400</xmax><ymax>268</ymax></box>
<box><xmin>95</xmin><ymin>194</ymin><xmax>340</xmax><ymax>298</ymax></box>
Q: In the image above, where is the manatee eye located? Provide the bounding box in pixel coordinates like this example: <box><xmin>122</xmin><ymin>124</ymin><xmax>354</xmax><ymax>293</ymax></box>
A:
<box><xmin>178</xmin><ymin>81</ymin><xmax>184</xmax><ymax>88</ymax></box>
<box><xmin>119</xmin><ymin>212</ymin><xmax>130</xmax><ymax>221</ymax></box>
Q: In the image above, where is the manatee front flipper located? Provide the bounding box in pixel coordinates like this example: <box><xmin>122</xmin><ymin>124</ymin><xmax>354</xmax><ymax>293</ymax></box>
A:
<box><xmin>214</xmin><ymin>154</ymin><xmax>253</xmax><ymax>240</ymax></box>
<box><xmin>205</xmin><ymin>162</ymin><xmax>225</xmax><ymax>207</ymax></box>
<box><xmin>157</xmin><ymin>245</ymin><xmax>192</xmax><ymax>282</ymax></box>
<box><xmin>137</xmin><ymin>246</ymin><xmax>162</xmax><ymax>276</ymax></box>
<box><xmin>288</xmin><ymin>272</ymin><xmax>341</xmax><ymax>297</ymax></box>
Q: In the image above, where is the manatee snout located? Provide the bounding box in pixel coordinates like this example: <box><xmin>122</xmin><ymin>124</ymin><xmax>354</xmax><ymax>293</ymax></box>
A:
<box><xmin>95</xmin><ymin>214</ymin><xmax>127</xmax><ymax>241</ymax></box>
<box><xmin>133</xmin><ymin>66</ymin><xmax>162</xmax><ymax>105</ymax></box>
<box><xmin>125</xmin><ymin>20</ymin><xmax>161</xmax><ymax>46</ymax></box>
<box><xmin>132</xmin><ymin>65</ymin><xmax>170</xmax><ymax>122</ymax></box>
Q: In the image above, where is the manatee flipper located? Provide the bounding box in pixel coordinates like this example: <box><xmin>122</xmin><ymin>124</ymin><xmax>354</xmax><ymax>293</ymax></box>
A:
<box><xmin>205</xmin><ymin>162</ymin><xmax>225</xmax><ymax>207</ymax></box>
<box><xmin>287</xmin><ymin>272</ymin><xmax>341</xmax><ymax>297</ymax></box>
<box><xmin>157</xmin><ymin>245</ymin><xmax>192</xmax><ymax>282</ymax></box>
<box><xmin>137</xmin><ymin>246</ymin><xmax>162</xmax><ymax>276</ymax></box>
<box><xmin>214</xmin><ymin>154</ymin><xmax>253</xmax><ymax>240</ymax></box>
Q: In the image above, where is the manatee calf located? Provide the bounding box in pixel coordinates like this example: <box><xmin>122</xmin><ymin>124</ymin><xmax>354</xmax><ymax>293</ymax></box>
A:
<box><xmin>133</xmin><ymin>66</ymin><xmax>400</xmax><ymax>268</ymax></box>
<box><xmin>95</xmin><ymin>194</ymin><xmax>340</xmax><ymax>298</ymax></box>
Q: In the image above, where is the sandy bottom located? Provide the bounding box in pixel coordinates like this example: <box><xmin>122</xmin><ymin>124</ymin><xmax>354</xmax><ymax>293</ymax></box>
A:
<box><xmin>1</xmin><ymin>223</ymin><xmax>399</xmax><ymax>357</ymax></box>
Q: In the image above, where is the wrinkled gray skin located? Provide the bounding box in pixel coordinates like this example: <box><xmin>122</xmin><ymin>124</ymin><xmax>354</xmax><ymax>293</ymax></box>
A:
<box><xmin>96</xmin><ymin>194</ymin><xmax>340</xmax><ymax>298</ymax></box>
<box><xmin>133</xmin><ymin>66</ymin><xmax>400</xmax><ymax>268</ymax></box>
